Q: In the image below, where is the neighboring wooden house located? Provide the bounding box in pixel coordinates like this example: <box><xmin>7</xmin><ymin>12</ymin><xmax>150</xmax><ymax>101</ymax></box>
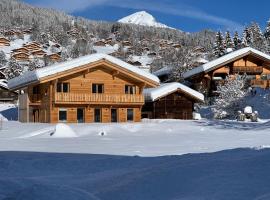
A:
<box><xmin>0</xmin><ymin>37</ymin><xmax>10</xmax><ymax>46</ymax></box>
<box><xmin>183</xmin><ymin>47</ymin><xmax>270</xmax><ymax>96</ymax></box>
<box><xmin>11</xmin><ymin>52</ymin><xmax>30</xmax><ymax>61</ymax></box>
<box><xmin>122</xmin><ymin>40</ymin><xmax>132</xmax><ymax>46</ymax></box>
<box><xmin>153</xmin><ymin>66</ymin><xmax>173</xmax><ymax>83</ymax></box>
<box><xmin>23</xmin><ymin>42</ymin><xmax>42</xmax><ymax>52</ymax></box>
<box><xmin>172</xmin><ymin>43</ymin><xmax>181</xmax><ymax>49</ymax></box>
<box><xmin>128</xmin><ymin>60</ymin><xmax>142</xmax><ymax>66</ymax></box>
<box><xmin>0</xmin><ymin>79</ymin><xmax>18</xmax><ymax>103</ymax></box>
<box><xmin>94</xmin><ymin>40</ymin><xmax>106</xmax><ymax>47</ymax></box>
<box><xmin>31</xmin><ymin>49</ymin><xmax>46</xmax><ymax>58</ymax></box>
<box><xmin>142</xmin><ymin>82</ymin><xmax>204</xmax><ymax>119</ymax></box>
<box><xmin>47</xmin><ymin>53</ymin><xmax>61</xmax><ymax>62</ymax></box>
<box><xmin>12</xmin><ymin>47</ymin><xmax>29</xmax><ymax>54</ymax></box>
<box><xmin>8</xmin><ymin>54</ymin><xmax>159</xmax><ymax>123</ymax></box>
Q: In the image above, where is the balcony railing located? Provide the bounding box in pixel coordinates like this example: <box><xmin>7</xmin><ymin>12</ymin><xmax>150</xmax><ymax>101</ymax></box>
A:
<box><xmin>54</xmin><ymin>93</ymin><xmax>144</xmax><ymax>104</ymax></box>
<box><xmin>250</xmin><ymin>79</ymin><xmax>269</xmax><ymax>88</ymax></box>
<box><xmin>232</xmin><ymin>66</ymin><xmax>263</xmax><ymax>74</ymax></box>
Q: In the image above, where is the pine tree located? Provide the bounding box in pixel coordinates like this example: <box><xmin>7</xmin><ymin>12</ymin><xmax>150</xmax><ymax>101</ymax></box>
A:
<box><xmin>233</xmin><ymin>31</ymin><xmax>242</xmax><ymax>50</ymax></box>
<box><xmin>212</xmin><ymin>75</ymin><xmax>248</xmax><ymax>119</ymax></box>
<box><xmin>4</xmin><ymin>59</ymin><xmax>23</xmax><ymax>80</ymax></box>
<box><xmin>0</xmin><ymin>51</ymin><xmax>7</xmax><ymax>65</ymax></box>
<box><xmin>224</xmin><ymin>31</ymin><xmax>234</xmax><ymax>50</ymax></box>
<box><xmin>213</xmin><ymin>31</ymin><xmax>225</xmax><ymax>57</ymax></box>
<box><xmin>265</xmin><ymin>19</ymin><xmax>270</xmax><ymax>39</ymax></box>
<box><xmin>250</xmin><ymin>22</ymin><xmax>265</xmax><ymax>51</ymax></box>
<box><xmin>264</xmin><ymin>19</ymin><xmax>270</xmax><ymax>53</ymax></box>
<box><xmin>28</xmin><ymin>58</ymin><xmax>45</xmax><ymax>71</ymax></box>
<box><xmin>242</xmin><ymin>27</ymin><xmax>253</xmax><ymax>47</ymax></box>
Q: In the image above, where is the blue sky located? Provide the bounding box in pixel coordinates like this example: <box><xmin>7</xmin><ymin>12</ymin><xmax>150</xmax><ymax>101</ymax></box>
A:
<box><xmin>23</xmin><ymin>0</ymin><xmax>270</xmax><ymax>32</ymax></box>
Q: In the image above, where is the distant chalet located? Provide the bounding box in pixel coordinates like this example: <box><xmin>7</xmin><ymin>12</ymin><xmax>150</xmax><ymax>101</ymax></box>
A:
<box><xmin>183</xmin><ymin>47</ymin><xmax>270</xmax><ymax>96</ymax></box>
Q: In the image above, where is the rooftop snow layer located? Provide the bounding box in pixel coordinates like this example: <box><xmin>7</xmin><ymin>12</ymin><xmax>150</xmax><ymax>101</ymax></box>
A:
<box><xmin>8</xmin><ymin>53</ymin><xmax>160</xmax><ymax>89</ymax></box>
<box><xmin>143</xmin><ymin>82</ymin><xmax>204</xmax><ymax>102</ymax></box>
<box><xmin>183</xmin><ymin>47</ymin><xmax>270</xmax><ymax>79</ymax></box>
<box><xmin>153</xmin><ymin>66</ymin><xmax>172</xmax><ymax>77</ymax></box>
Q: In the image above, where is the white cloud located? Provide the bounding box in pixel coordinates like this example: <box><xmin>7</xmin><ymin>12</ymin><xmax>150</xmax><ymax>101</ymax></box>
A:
<box><xmin>33</xmin><ymin>0</ymin><xmax>110</xmax><ymax>12</ymax></box>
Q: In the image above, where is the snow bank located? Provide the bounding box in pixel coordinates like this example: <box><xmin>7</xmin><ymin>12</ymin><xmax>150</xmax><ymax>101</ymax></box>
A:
<box><xmin>50</xmin><ymin>124</ymin><xmax>78</xmax><ymax>138</ymax></box>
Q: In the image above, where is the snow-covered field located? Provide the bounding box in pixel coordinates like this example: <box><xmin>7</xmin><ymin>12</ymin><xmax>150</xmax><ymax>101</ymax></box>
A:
<box><xmin>1</xmin><ymin>105</ymin><xmax>270</xmax><ymax>199</ymax></box>
<box><xmin>0</xmin><ymin>119</ymin><xmax>270</xmax><ymax>156</ymax></box>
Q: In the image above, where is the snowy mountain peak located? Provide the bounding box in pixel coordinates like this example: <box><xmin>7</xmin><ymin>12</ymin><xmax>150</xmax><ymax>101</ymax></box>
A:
<box><xmin>118</xmin><ymin>11</ymin><xmax>172</xmax><ymax>29</ymax></box>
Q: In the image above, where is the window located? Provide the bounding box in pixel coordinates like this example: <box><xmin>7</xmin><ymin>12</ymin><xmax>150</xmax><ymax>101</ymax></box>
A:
<box><xmin>127</xmin><ymin>109</ymin><xmax>134</xmax><ymax>121</ymax></box>
<box><xmin>33</xmin><ymin>86</ymin><xmax>40</xmax><ymax>94</ymax></box>
<box><xmin>94</xmin><ymin>108</ymin><xmax>101</xmax><ymax>122</ymax></box>
<box><xmin>59</xmin><ymin>108</ymin><xmax>67</xmax><ymax>122</ymax></box>
<box><xmin>57</xmin><ymin>83</ymin><xmax>70</xmax><ymax>93</ymax></box>
<box><xmin>92</xmin><ymin>84</ymin><xmax>104</xmax><ymax>93</ymax></box>
<box><xmin>125</xmin><ymin>85</ymin><xmax>136</xmax><ymax>94</ymax></box>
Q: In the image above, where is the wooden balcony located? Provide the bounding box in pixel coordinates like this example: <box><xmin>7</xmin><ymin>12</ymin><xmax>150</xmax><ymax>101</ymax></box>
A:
<box><xmin>250</xmin><ymin>79</ymin><xmax>269</xmax><ymax>88</ymax></box>
<box><xmin>232</xmin><ymin>66</ymin><xmax>263</xmax><ymax>74</ymax></box>
<box><xmin>54</xmin><ymin>93</ymin><xmax>145</xmax><ymax>105</ymax></box>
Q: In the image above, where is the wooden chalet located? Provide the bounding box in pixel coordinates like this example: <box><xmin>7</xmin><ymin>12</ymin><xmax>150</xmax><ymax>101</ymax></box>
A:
<box><xmin>11</xmin><ymin>52</ymin><xmax>30</xmax><ymax>61</ymax></box>
<box><xmin>47</xmin><ymin>53</ymin><xmax>61</xmax><ymax>62</ymax></box>
<box><xmin>93</xmin><ymin>40</ymin><xmax>106</xmax><ymax>47</ymax></box>
<box><xmin>183</xmin><ymin>47</ymin><xmax>270</xmax><ymax>96</ymax></box>
<box><xmin>31</xmin><ymin>49</ymin><xmax>46</xmax><ymax>58</ymax></box>
<box><xmin>0</xmin><ymin>79</ymin><xmax>18</xmax><ymax>103</ymax></box>
<box><xmin>8</xmin><ymin>54</ymin><xmax>159</xmax><ymax>123</ymax></box>
<box><xmin>12</xmin><ymin>47</ymin><xmax>29</xmax><ymax>54</ymax></box>
<box><xmin>23</xmin><ymin>42</ymin><xmax>42</xmax><ymax>52</ymax></box>
<box><xmin>0</xmin><ymin>37</ymin><xmax>10</xmax><ymax>46</ymax></box>
<box><xmin>122</xmin><ymin>41</ymin><xmax>132</xmax><ymax>46</ymax></box>
<box><xmin>142</xmin><ymin>82</ymin><xmax>204</xmax><ymax>119</ymax></box>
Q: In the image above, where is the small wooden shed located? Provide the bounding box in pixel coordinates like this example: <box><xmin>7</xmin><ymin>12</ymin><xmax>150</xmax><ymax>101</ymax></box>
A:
<box><xmin>142</xmin><ymin>82</ymin><xmax>204</xmax><ymax>120</ymax></box>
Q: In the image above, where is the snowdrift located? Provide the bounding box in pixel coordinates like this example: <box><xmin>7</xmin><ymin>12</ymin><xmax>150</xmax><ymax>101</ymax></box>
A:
<box><xmin>50</xmin><ymin>123</ymin><xmax>78</xmax><ymax>138</ymax></box>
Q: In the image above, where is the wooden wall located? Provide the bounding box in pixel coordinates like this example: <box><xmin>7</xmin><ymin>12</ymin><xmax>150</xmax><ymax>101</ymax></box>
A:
<box><xmin>142</xmin><ymin>91</ymin><xmax>194</xmax><ymax>120</ymax></box>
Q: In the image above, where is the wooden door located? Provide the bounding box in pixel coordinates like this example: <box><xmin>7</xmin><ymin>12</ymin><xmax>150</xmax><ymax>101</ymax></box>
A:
<box><xmin>111</xmin><ymin>109</ymin><xmax>118</xmax><ymax>123</ymax></box>
<box><xmin>33</xmin><ymin>109</ymin><xmax>40</xmax><ymax>123</ymax></box>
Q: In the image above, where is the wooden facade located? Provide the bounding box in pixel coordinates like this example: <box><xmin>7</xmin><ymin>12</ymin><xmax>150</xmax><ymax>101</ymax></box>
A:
<box><xmin>0</xmin><ymin>37</ymin><xmax>10</xmax><ymax>46</ymax></box>
<box><xmin>11</xmin><ymin>52</ymin><xmax>30</xmax><ymax>61</ymax></box>
<box><xmin>142</xmin><ymin>89</ymin><xmax>201</xmax><ymax>120</ymax></box>
<box><xmin>186</xmin><ymin>51</ymin><xmax>270</xmax><ymax>96</ymax></box>
<box><xmin>14</xmin><ymin>59</ymin><xmax>159</xmax><ymax>123</ymax></box>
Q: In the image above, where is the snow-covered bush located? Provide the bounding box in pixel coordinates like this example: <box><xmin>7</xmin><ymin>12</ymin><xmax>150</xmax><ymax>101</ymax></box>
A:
<box><xmin>4</xmin><ymin>59</ymin><xmax>23</xmax><ymax>80</ymax></box>
<box><xmin>212</xmin><ymin>75</ymin><xmax>248</xmax><ymax>119</ymax></box>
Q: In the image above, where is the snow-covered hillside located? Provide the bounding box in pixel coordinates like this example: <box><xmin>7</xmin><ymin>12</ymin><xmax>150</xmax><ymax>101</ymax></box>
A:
<box><xmin>118</xmin><ymin>11</ymin><xmax>173</xmax><ymax>29</ymax></box>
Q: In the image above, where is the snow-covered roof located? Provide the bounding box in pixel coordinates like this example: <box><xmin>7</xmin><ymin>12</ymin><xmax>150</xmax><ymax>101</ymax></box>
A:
<box><xmin>183</xmin><ymin>47</ymin><xmax>270</xmax><ymax>79</ymax></box>
<box><xmin>143</xmin><ymin>82</ymin><xmax>204</xmax><ymax>102</ymax></box>
<box><xmin>153</xmin><ymin>66</ymin><xmax>172</xmax><ymax>77</ymax></box>
<box><xmin>8</xmin><ymin>53</ymin><xmax>160</xmax><ymax>90</ymax></box>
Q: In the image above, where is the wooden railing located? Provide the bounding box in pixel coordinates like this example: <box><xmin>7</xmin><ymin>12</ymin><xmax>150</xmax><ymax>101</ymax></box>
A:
<box><xmin>232</xmin><ymin>66</ymin><xmax>263</xmax><ymax>74</ymax></box>
<box><xmin>54</xmin><ymin>93</ymin><xmax>144</xmax><ymax>104</ymax></box>
<box><xmin>250</xmin><ymin>79</ymin><xmax>269</xmax><ymax>88</ymax></box>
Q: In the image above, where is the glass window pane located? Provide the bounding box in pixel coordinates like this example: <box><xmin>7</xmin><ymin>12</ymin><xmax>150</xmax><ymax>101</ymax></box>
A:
<box><xmin>63</xmin><ymin>83</ymin><xmax>69</xmax><ymax>93</ymax></box>
<box><xmin>94</xmin><ymin>108</ymin><xmax>101</xmax><ymax>122</ymax></box>
<box><xmin>125</xmin><ymin>85</ymin><xmax>129</xmax><ymax>94</ymax></box>
<box><xmin>92</xmin><ymin>84</ymin><xmax>97</xmax><ymax>93</ymax></box>
<box><xmin>59</xmin><ymin>109</ymin><xmax>67</xmax><ymax>122</ymax></box>
<box><xmin>127</xmin><ymin>109</ymin><xmax>134</xmax><ymax>121</ymax></box>
<box><xmin>57</xmin><ymin>83</ymin><xmax>62</xmax><ymax>92</ymax></box>
<box><xmin>98</xmin><ymin>84</ymin><xmax>103</xmax><ymax>93</ymax></box>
